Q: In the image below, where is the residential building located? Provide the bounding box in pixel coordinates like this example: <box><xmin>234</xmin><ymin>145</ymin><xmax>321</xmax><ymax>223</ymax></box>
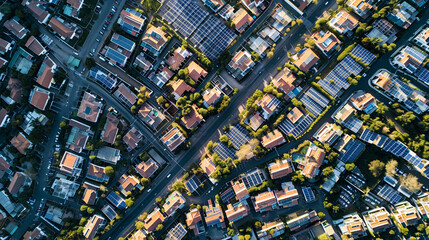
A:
<box><xmin>166</xmin><ymin>47</ymin><xmax>192</xmax><ymax>71</ymax></box>
<box><xmin>394</xmin><ymin>46</ymin><xmax>427</xmax><ymax>73</ymax></box>
<box><xmin>141</xmin><ymin>26</ymin><xmax>168</xmax><ymax>56</ymax></box>
<box><xmin>202</xmin><ymin>87</ymin><xmax>222</xmax><ymax>107</ymax></box>
<box><xmin>200</xmin><ymin>157</ymin><xmax>216</xmax><ymax>177</ymax></box>
<box><xmin>118</xmin><ymin>174</ymin><xmax>141</xmax><ymax>196</ymax></box>
<box><xmin>26</xmin><ymin>35</ymin><xmax>47</xmax><ymax>56</ymax></box>
<box><xmin>204</xmin><ymin>200</ymin><xmax>225</xmax><ymax>228</ymax></box>
<box><xmin>22</xmin><ymin>0</ymin><xmax>51</xmax><ymax>24</ymax></box>
<box><xmin>0</xmin><ymin>108</ymin><xmax>10</xmax><ymax>128</ymax></box>
<box><xmin>412</xmin><ymin>0</ymin><xmax>427</xmax><ymax>7</ymax></box>
<box><xmin>65</xmin><ymin>0</ymin><xmax>83</xmax><ymax>17</ymax></box>
<box><xmin>181</xmin><ymin>104</ymin><xmax>204</xmax><ymax>129</ymax></box>
<box><xmin>413</xmin><ymin>27</ymin><xmax>429</xmax><ymax>52</ymax></box>
<box><xmin>163</xmin><ymin>191</ymin><xmax>186</xmax><ymax>217</ymax></box>
<box><xmin>257</xmin><ymin>94</ymin><xmax>281</xmax><ymax>120</ymax></box>
<box><xmin>67</xmin><ymin>119</ymin><xmax>91</xmax><ymax>153</ymax></box>
<box><xmin>51</xmin><ymin>177</ymin><xmax>79</xmax><ymax>199</ymax></box>
<box><xmin>10</xmin><ymin>132</ymin><xmax>32</xmax><ymax>154</ymax></box>
<box><xmin>117</xmin><ymin>8</ymin><xmax>146</xmax><ymax>36</ymax></box>
<box><xmin>272</xmin><ymin>68</ymin><xmax>298</xmax><ymax>98</ymax></box>
<box><xmin>82</xmin><ymin>182</ymin><xmax>98</xmax><ymax>205</ymax></box>
<box><xmin>20</xmin><ymin>110</ymin><xmax>48</xmax><ymax>135</ymax></box>
<box><xmin>123</xmin><ymin>127</ymin><xmax>143</xmax><ymax>151</ymax></box>
<box><xmin>232</xmin><ymin>8</ymin><xmax>253</xmax><ymax>33</ymax></box>
<box><xmin>393</xmin><ymin>201</ymin><xmax>420</xmax><ymax>227</ymax></box>
<box><xmin>0</xmin><ymin>155</ymin><xmax>11</xmax><ymax>179</ymax></box>
<box><xmin>133</xmin><ymin>53</ymin><xmax>152</xmax><ymax>72</ymax></box>
<box><xmin>86</xmin><ymin>163</ymin><xmax>110</xmax><ymax>183</ymax></box>
<box><xmin>48</xmin><ymin>17</ymin><xmax>76</xmax><ymax>40</ymax></box>
<box><xmin>0</xmin><ymin>57</ymin><xmax>7</xmax><ymax>68</ymax></box>
<box><xmin>300</xmin><ymin>143</ymin><xmax>325</xmax><ymax>180</ymax></box>
<box><xmin>249</xmin><ymin>36</ymin><xmax>270</xmax><ymax>57</ymax></box>
<box><xmin>241</xmin><ymin>168</ymin><xmax>266</xmax><ymax>188</ymax></box>
<box><xmin>227</xmin><ymin>49</ymin><xmax>255</xmax><ymax>80</ymax></box>
<box><xmin>29</xmin><ymin>87</ymin><xmax>50</xmax><ymax>111</ymax></box>
<box><xmin>144</xmin><ymin>208</ymin><xmax>166</xmax><ymax>232</ymax></box>
<box><xmin>271</xmin><ymin>7</ymin><xmax>293</xmax><ymax>32</ymax></box>
<box><xmin>77</xmin><ymin>92</ymin><xmax>103</xmax><ymax>123</ymax></box>
<box><xmin>96</xmin><ymin>146</ymin><xmax>121</xmax><ymax>165</ymax></box>
<box><xmin>312</xmin><ymin>30</ymin><xmax>341</xmax><ymax>55</ymax></box>
<box><xmin>188</xmin><ymin>61</ymin><xmax>208</xmax><ymax>82</ymax></box>
<box><xmin>83</xmin><ymin>215</ymin><xmax>105</xmax><ymax>240</ymax></box>
<box><xmin>23</xmin><ymin>224</ymin><xmax>47</xmax><ymax>240</ymax></box>
<box><xmin>242</xmin><ymin>0</ymin><xmax>264</xmax><ymax>15</ymax></box>
<box><xmin>101</xmin><ymin>113</ymin><xmax>119</xmax><ymax>145</ymax></box>
<box><xmin>350</xmin><ymin>92</ymin><xmax>377</xmax><ymax>114</ymax></box>
<box><xmin>186</xmin><ymin>208</ymin><xmax>204</xmax><ymax>235</ymax></box>
<box><xmin>0</xmin><ymin>191</ymin><xmax>26</xmax><ymax>218</ymax></box>
<box><xmin>162</xmin><ymin>127</ymin><xmax>186</xmax><ymax>151</ymax></box>
<box><xmin>262</xmin><ymin>129</ymin><xmax>285</xmax><ymax>149</ymax></box>
<box><xmin>0</xmin><ymin>38</ymin><xmax>12</xmax><ymax>55</ymax></box>
<box><xmin>329</xmin><ymin>11</ymin><xmax>359</xmax><ymax>34</ymax></box>
<box><xmin>129</xmin><ymin>230</ymin><xmax>147</xmax><ymax>240</ymax></box>
<box><xmin>106</xmin><ymin>192</ymin><xmax>127</xmax><ymax>210</ymax></box>
<box><xmin>150</xmin><ymin>67</ymin><xmax>174</xmax><ymax>87</ymax></box>
<box><xmin>253</xmin><ymin>191</ymin><xmax>277</xmax><ymax>213</ymax></box>
<box><xmin>260</xmin><ymin>26</ymin><xmax>281</xmax><ymax>42</ymax></box>
<box><xmin>185</xmin><ymin>175</ymin><xmax>202</xmax><ymax>193</ymax></box>
<box><xmin>225</xmin><ymin>201</ymin><xmax>250</xmax><ymax>223</ymax></box>
<box><xmin>138</xmin><ymin>103</ymin><xmax>166</xmax><ymax>130</ymax></box>
<box><xmin>36</xmin><ymin>65</ymin><xmax>54</xmax><ymax>89</ymax></box>
<box><xmin>114</xmin><ymin>83</ymin><xmax>137</xmax><ymax>107</ymax></box>
<box><xmin>203</xmin><ymin>0</ymin><xmax>225</xmax><ymax>12</ymax></box>
<box><xmin>8</xmin><ymin>172</ymin><xmax>32</xmax><ymax>196</ymax></box>
<box><xmin>257</xmin><ymin>220</ymin><xmax>286</xmax><ymax>240</ymax></box>
<box><xmin>268</xmin><ymin>159</ymin><xmax>293</xmax><ymax>179</ymax></box>
<box><xmin>136</xmin><ymin>158</ymin><xmax>158</xmax><ymax>179</ymax></box>
<box><xmin>275</xmin><ymin>182</ymin><xmax>299</xmax><ymax>208</ymax></box>
<box><xmin>414</xmin><ymin>194</ymin><xmax>429</xmax><ymax>219</ymax></box>
<box><xmin>293</xmin><ymin>0</ymin><xmax>311</xmax><ymax>11</ymax></box>
<box><xmin>347</xmin><ymin>0</ymin><xmax>373</xmax><ymax>18</ymax></box>
<box><xmin>171</xmin><ymin>80</ymin><xmax>194</xmax><ymax>100</ymax></box>
<box><xmin>59</xmin><ymin>151</ymin><xmax>83</xmax><ymax>177</ymax></box>
<box><xmin>287</xmin><ymin>107</ymin><xmax>304</xmax><ymax>124</ymax></box>
<box><xmin>246</xmin><ymin>112</ymin><xmax>264</xmax><ymax>131</ymax></box>
<box><xmin>362</xmin><ymin>207</ymin><xmax>393</xmax><ymax>233</ymax></box>
<box><xmin>166</xmin><ymin>223</ymin><xmax>187</xmax><ymax>240</ymax></box>
<box><xmin>104</xmin><ymin>33</ymin><xmax>136</xmax><ymax>67</ymax></box>
<box><xmin>372</xmin><ymin>70</ymin><xmax>392</xmax><ymax>90</ymax></box>
<box><xmin>293</xmin><ymin>48</ymin><xmax>319</xmax><ymax>72</ymax></box>
<box><xmin>286</xmin><ymin>210</ymin><xmax>319</xmax><ymax>231</ymax></box>
<box><xmin>367</xmin><ymin>19</ymin><xmax>397</xmax><ymax>45</ymax></box>
<box><xmin>219</xmin><ymin>4</ymin><xmax>234</xmax><ymax>20</ymax></box>
<box><xmin>3</xmin><ymin>17</ymin><xmax>28</xmax><ymax>39</ymax></box>
<box><xmin>387</xmin><ymin>1</ymin><xmax>417</xmax><ymax>29</ymax></box>
<box><xmin>338</xmin><ymin>213</ymin><xmax>367</xmax><ymax>238</ymax></box>
<box><xmin>313</xmin><ymin>122</ymin><xmax>342</xmax><ymax>146</ymax></box>
<box><xmin>232</xmin><ymin>179</ymin><xmax>249</xmax><ymax>201</ymax></box>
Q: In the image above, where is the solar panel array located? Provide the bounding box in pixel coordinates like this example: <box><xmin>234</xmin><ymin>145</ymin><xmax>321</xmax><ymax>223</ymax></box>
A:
<box><xmin>105</xmin><ymin>48</ymin><xmax>127</xmax><ymax>66</ymax></box>
<box><xmin>300</xmin><ymin>87</ymin><xmax>328</xmax><ymax>117</ymax></box>
<box><xmin>350</xmin><ymin>44</ymin><xmax>376</xmax><ymax>65</ymax></box>
<box><xmin>226</xmin><ymin>124</ymin><xmax>251</xmax><ymax>149</ymax></box>
<box><xmin>403</xmin><ymin>46</ymin><xmax>427</xmax><ymax>63</ymax></box>
<box><xmin>337</xmin><ymin>185</ymin><xmax>358</xmax><ymax>208</ymax></box>
<box><xmin>342</xmin><ymin>117</ymin><xmax>363</xmax><ymax>133</ymax></box>
<box><xmin>101</xmin><ymin>204</ymin><xmax>117</xmax><ymax>220</ymax></box>
<box><xmin>279</xmin><ymin>114</ymin><xmax>314</xmax><ymax>138</ymax></box>
<box><xmin>160</xmin><ymin>0</ymin><xmax>209</xmax><ymax>38</ymax></box>
<box><xmin>89</xmin><ymin>67</ymin><xmax>117</xmax><ymax>89</ymax></box>
<box><xmin>220</xmin><ymin>187</ymin><xmax>236</xmax><ymax>203</ymax></box>
<box><xmin>302</xmin><ymin>187</ymin><xmax>315</xmax><ymax>202</ymax></box>
<box><xmin>185</xmin><ymin>175</ymin><xmax>201</xmax><ymax>193</ymax></box>
<box><xmin>376</xmin><ymin>184</ymin><xmax>403</xmax><ymax>204</ymax></box>
<box><xmin>213</xmin><ymin>142</ymin><xmax>236</xmax><ymax>160</ymax></box>
<box><xmin>189</xmin><ymin>16</ymin><xmax>219</xmax><ymax>45</ymax></box>
<box><xmin>404</xmin><ymin>152</ymin><xmax>425</xmax><ymax>170</ymax></box>
<box><xmin>416</xmin><ymin>68</ymin><xmax>429</xmax><ymax>85</ymax></box>
<box><xmin>111</xmin><ymin>34</ymin><xmax>135</xmax><ymax>51</ymax></box>
<box><xmin>106</xmin><ymin>192</ymin><xmax>126</xmax><ymax>210</ymax></box>
<box><xmin>198</xmin><ymin>22</ymin><xmax>237</xmax><ymax>60</ymax></box>
<box><xmin>339</xmin><ymin>139</ymin><xmax>365</xmax><ymax>163</ymax></box>
<box><xmin>241</xmin><ymin>169</ymin><xmax>266</xmax><ymax>188</ymax></box>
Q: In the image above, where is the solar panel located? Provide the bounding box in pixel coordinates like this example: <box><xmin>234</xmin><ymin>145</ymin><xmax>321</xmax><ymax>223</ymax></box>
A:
<box><xmin>189</xmin><ymin>15</ymin><xmax>218</xmax><ymax>45</ymax></box>
<box><xmin>185</xmin><ymin>175</ymin><xmax>201</xmax><ymax>193</ymax></box>
<box><xmin>220</xmin><ymin>187</ymin><xmax>236</xmax><ymax>203</ymax></box>
<box><xmin>376</xmin><ymin>185</ymin><xmax>403</xmax><ymax>204</ymax></box>
<box><xmin>403</xmin><ymin>46</ymin><xmax>427</xmax><ymax>63</ymax></box>
<box><xmin>89</xmin><ymin>67</ymin><xmax>117</xmax><ymax>89</ymax></box>
<box><xmin>302</xmin><ymin>187</ymin><xmax>315</xmax><ymax>202</ymax></box>
<box><xmin>105</xmin><ymin>48</ymin><xmax>127</xmax><ymax>66</ymax></box>
<box><xmin>342</xmin><ymin>117</ymin><xmax>363</xmax><ymax>133</ymax></box>
<box><xmin>300</xmin><ymin>95</ymin><xmax>324</xmax><ymax>116</ymax></box>
<box><xmin>213</xmin><ymin>142</ymin><xmax>236</xmax><ymax>160</ymax></box>
<box><xmin>350</xmin><ymin>44</ymin><xmax>376</xmax><ymax>65</ymax></box>
<box><xmin>340</xmin><ymin>56</ymin><xmax>363</xmax><ymax>76</ymax></box>
<box><xmin>111</xmin><ymin>34</ymin><xmax>135</xmax><ymax>51</ymax></box>
<box><xmin>306</xmin><ymin>87</ymin><xmax>329</xmax><ymax>108</ymax></box>
<box><xmin>106</xmin><ymin>192</ymin><xmax>126</xmax><ymax>210</ymax></box>
<box><xmin>226</xmin><ymin>124</ymin><xmax>251</xmax><ymax>149</ymax></box>
<box><xmin>101</xmin><ymin>204</ymin><xmax>117</xmax><ymax>220</ymax></box>
<box><xmin>339</xmin><ymin>139</ymin><xmax>365</xmax><ymax>163</ymax></box>
<box><xmin>241</xmin><ymin>169</ymin><xmax>266</xmax><ymax>188</ymax></box>
<box><xmin>416</xmin><ymin>68</ymin><xmax>429</xmax><ymax>85</ymax></box>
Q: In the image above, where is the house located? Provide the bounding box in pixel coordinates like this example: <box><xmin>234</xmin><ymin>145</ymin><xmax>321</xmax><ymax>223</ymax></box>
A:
<box><xmin>257</xmin><ymin>94</ymin><xmax>281</xmax><ymax>120</ymax></box>
<box><xmin>350</xmin><ymin>92</ymin><xmax>377</xmax><ymax>114</ymax></box>
<box><xmin>171</xmin><ymin>80</ymin><xmax>194</xmax><ymax>100</ymax></box>
<box><xmin>247</xmin><ymin>112</ymin><xmax>264</xmax><ymax>131</ymax></box>
<box><xmin>413</xmin><ymin>27</ymin><xmax>429</xmax><ymax>52</ymax></box>
<box><xmin>162</xmin><ymin>127</ymin><xmax>186</xmax><ymax>151</ymax></box>
<box><xmin>232</xmin><ymin>179</ymin><xmax>250</xmax><ymax>201</ymax></box>
<box><xmin>337</xmin><ymin>213</ymin><xmax>367</xmax><ymax>238</ymax></box>
<box><xmin>8</xmin><ymin>172</ymin><xmax>32</xmax><ymax>196</ymax></box>
<box><xmin>59</xmin><ymin>151</ymin><xmax>83</xmax><ymax>177</ymax></box>
<box><xmin>138</xmin><ymin>103</ymin><xmax>166</xmax><ymax>129</ymax></box>
<box><xmin>414</xmin><ymin>194</ymin><xmax>429</xmax><ymax>219</ymax></box>
<box><xmin>242</xmin><ymin>0</ymin><xmax>264</xmax><ymax>15</ymax></box>
<box><xmin>23</xmin><ymin>224</ymin><xmax>47</xmax><ymax>240</ymax></box>
<box><xmin>185</xmin><ymin>175</ymin><xmax>202</xmax><ymax>193</ymax></box>
<box><xmin>203</xmin><ymin>0</ymin><xmax>225</xmax><ymax>12</ymax></box>
<box><xmin>253</xmin><ymin>191</ymin><xmax>277</xmax><ymax>213</ymax></box>
<box><xmin>312</xmin><ymin>30</ymin><xmax>341</xmax><ymax>55</ymax></box>
<box><xmin>287</xmin><ymin>107</ymin><xmax>304</xmax><ymax>124</ymax></box>
<box><xmin>141</xmin><ymin>26</ymin><xmax>168</xmax><ymax>56</ymax></box>
<box><xmin>10</xmin><ymin>132</ymin><xmax>32</xmax><ymax>154</ymax></box>
<box><xmin>204</xmin><ymin>200</ymin><xmax>225</xmax><ymax>228</ymax></box>
<box><xmin>241</xmin><ymin>168</ymin><xmax>266</xmax><ymax>188</ymax></box>
<box><xmin>293</xmin><ymin>0</ymin><xmax>311</xmax><ymax>11</ymax></box>
<box><xmin>133</xmin><ymin>53</ymin><xmax>153</xmax><ymax>72</ymax></box>
<box><xmin>136</xmin><ymin>158</ymin><xmax>159</xmax><ymax>179</ymax></box>
<box><xmin>393</xmin><ymin>201</ymin><xmax>420</xmax><ymax>227</ymax></box>
<box><xmin>96</xmin><ymin>146</ymin><xmax>121</xmax><ymax>165</ymax></box>
<box><xmin>86</xmin><ymin>163</ymin><xmax>110</xmax><ymax>183</ymax></box>
<box><xmin>186</xmin><ymin>208</ymin><xmax>204</xmax><ymax>235</ymax></box>
<box><xmin>200</xmin><ymin>157</ymin><xmax>216</xmax><ymax>177</ymax></box>
<box><xmin>104</xmin><ymin>33</ymin><xmax>136</xmax><ymax>67</ymax></box>
<box><xmin>268</xmin><ymin>159</ymin><xmax>293</xmax><ymax>179</ymax></box>
<box><xmin>114</xmin><ymin>83</ymin><xmax>137</xmax><ymax>107</ymax></box>
<box><xmin>300</xmin><ymin>143</ymin><xmax>325</xmax><ymax>180</ymax></box>
<box><xmin>275</xmin><ymin>182</ymin><xmax>299</xmax><ymax>208</ymax></box>
<box><xmin>257</xmin><ymin>220</ymin><xmax>286</xmax><ymax>240</ymax></box>
<box><xmin>225</xmin><ymin>201</ymin><xmax>250</xmax><ymax>223</ymax></box>
<box><xmin>181</xmin><ymin>104</ymin><xmax>204</xmax><ymax>129</ymax></box>
<box><xmin>372</xmin><ymin>70</ymin><xmax>392</xmax><ymax>90</ymax></box>
<box><xmin>387</xmin><ymin>1</ymin><xmax>417</xmax><ymax>29</ymax></box>
<box><xmin>363</xmin><ymin>207</ymin><xmax>393</xmax><ymax>233</ymax></box>
<box><xmin>129</xmin><ymin>229</ymin><xmax>146</xmax><ymax>240</ymax></box>
<box><xmin>218</xmin><ymin>4</ymin><xmax>234</xmax><ymax>20</ymax></box>
<box><xmin>22</xmin><ymin>0</ymin><xmax>51</xmax><ymax>24</ymax></box>
<box><xmin>82</xmin><ymin>182</ymin><xmax>98</xmax><ymax>205</ymax></box>
<box><xmin>286</xmin><ymin>210</ymin><xmax>319</xmax><ymax>231</ymax></box>
<box><xmin>227</xmin><ymin>50</ymin><xmax>255</xmax><ymax>80</ymax></box>
<box><xmin>393</xmin><ymin>46</ymin><xmax>427</xmax><ymax>73</ymax></box>
<box><xmin>249</xmin><ymin>36</ymin><xmax>270</xmax><ymax>57</ymax></box>
<box><xmin>77</xmin><ymin>92</ymin><xmax>103</xmax><ymax>123</ymax></box>
<box><xmin>188</xmin><ymin>61</ymin><xmax>208</xmax><ymax>82</ymax></box>
<box><xmin>48</xmin><ymin>17</ymin><xmax>76</xmax><ymax>40</ymax></box>
<box><xmin>0</xmin><ymin>38</ymin><xmax>12</xmax><ymax>55</ymax></box>
<box><xmin>106</xmin><ymin>192</ymin><xmax>127</xmax><ymax>210</ymax></box>
<box><xmin>123</xmin><ymin>127</ymin><xmax>143</xmax><ymax>151</ymax></box>
<box><xmin>118</xmin><ymin>174</ymin><xmax>141</xmax><ymax>196</ymax></box>
<box><xmin>166</xmin><ymin>47</ymin><xmax>192</xmax><ymax>71</ymax></box>
<box><xmin>0</xmin><ymin>57</ymin><xmax>7</xmax><ymax>68</ymax></box>
<box><xmin>83</xmin><ymin>215</ymin><xmax>105</xmax><ymax>240</ymax></box>
<box><xmin>25</xmin><ymin>36</ymin><xmax>47</xmax><ymax>56</ymax></box>
<box><xmin>0</xmin><ymin>191</ymin><xmax>26</xmax><ymax>218</ymax></box>
<box><xmin>347</xmin><ymin>0</ymin><xmax>373</xmax><ymax>18</ymax></box>
<box><xmin>293</xmin><ymin>48</ymin><xmax>319</xmax><ymax>72</ymax></box>
<box><xmin>272</xmin><ymin>68</ymin><xmax>298</xmax><ymax>97</ymax></box>
<box><xmin>117</xmin><ymin>8</ymin><xmax>146</xmax><ymax>36</ymax></box>
<box><xmin>412</xmin><ymin>0</ymin><xmax>427</xmax><ymax>7</ymax></box>
<box><xmin>150</xmin><ymin>67</ymin><xmax>174</xmax><ymax>87</ymax></box>
<box><xmin>36</xmin><ymin>65</ymin><xmax>54</xmax><ymax>89</ymax></box>
<box><xmin>260</xmin><ymin>26</ymin><xmax>281</xmax><ymax>42</ymax></box>
<box><xmin>271</xmin><ymin>7</ymin><xmax>293</xmax><ymax>32</ymax></box>
<box><xmin>367</xmin><ymin>19</ymin><xmax>398</xmax><ymax>45</ymax></box>
<box><xmin>232</xmin><ymin>8</ymin><xmax>253</xmax><ymax>33</ymax></box>
<box><xmin>0</xmin><ymin>155</ymin><xmax>11</xmax><ymax>179</ymax></box>
<box><xmin>20</xmin><ymin>110</ymin><xmax>49</xmax><ymax>135</ymax></box>
<box><xmin>66</xmin><ymin>0</ymin><xmax>83</xmax><ymax>17</ymax></box>
<box><xmin>3</xmin><ymin>17</ymin><xmax>28</xmax><ymax>39</ymax></box>
<box><xmin>29</xmin><ymin>87</ymin><xmax>50</xmax><ymax>111</ymax></box>
<box><xmin>0</xmin><ymin>108</ymin><xmax>10</xmax><ymax>128</ymax></box>
<box><xmin>313</xmin><ymin>122</ymin><xmax>342</xmax><ymax>146</ymax></box>
<box><xmin>203</xmin><ymin>87</ymin><xmax>222</xmax><ymax>107</ymax></box>
<box><xmin>262</xmin><ymin>129</ymin><xmax>285</xmax><ymax>149</ymax></box>
<box><xmin>101</xmin><ymin>113</ymin><xmax>119</xmax><ymax>145</ymax></box>
<box><xmin>329</xmin><ymin>11</ymin><xmax>359</xmax><ymax>35</ymax></box>
<box><xmin>166</xmin><ymin>223</ymin><xmax>187</xmax><ymax>240</ymax></box>
<box><xmin>144</xmin><ymin>208</ymin><xmax>166</xmax><ymax>232</ymax></box>
<box><xmin>67</xmin><ymin>119</ymin><xmax>91</xmax><ymax>153</ymax></box>
<box><xmin>163</xmin><ymin>191</ymin><xmax>186</xmax><ymax>217</ymax></box>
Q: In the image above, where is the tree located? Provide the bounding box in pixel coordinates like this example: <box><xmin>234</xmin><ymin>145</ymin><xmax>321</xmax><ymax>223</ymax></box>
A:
<box><xmin>291</xmin><ymin>171</ymin><xmax>306</xmax><ymax>185</ymax></box>
<box><xmin>156</xmin><ymin>224</ymin><xmax>164</xmax><ymax>231</ymax></box>
<box><xmin>345</xmin><ymin>163</ymin><xmax>355</xmax><ymax>171</ymax></box>
<box><xmin>60</xmin><ymin>121</ymin><xmax>67</xmax><ymax>128</ymax></box>
<box><xmin>87</xmin><ymin>207</ymin><xmax>95</xmax><ymax>214</ymax></box>
<box><xmin>85</xmin><ymin>58</ymin><xmax>96</xmax><ymax>69</ymax></box>
<box><xmin>389</xmin><ymin>230</ymin><xmax>395</xmax><ymax>235</ymax></box>
<box><xmin>227</xmin><ymin>227</ymin><xmax>235</xmax><ymax>236</ymax></box>
<box><xmin>385</xmin><ymin>160</ymin><xmax>398</xmax><ymax>176</ymax></box>
<box><xmin>125</xmin><ymin>198</ymin><xmax>134</xmax><ymax>207</ymax></box>
<box><xmin>400</xmin><ymin>174</ymin><xmax>422</xmax><ymax>192</ymax></box>
<box><xmin>318</xmin><ymin>233</ymin><xmax>330</xmax><ymax>240</ymax></box>
<box><xmin>376</xmin><ymin>102</ymin><xmax>389</xmax><ymax>115</ymax></box>
<box><xmin>135</xmin><ymin>221</ymin><xmax>144</xmax><ymax>230</ymax></box>
<box><xmin>254</xmin><ymin>221</ymin><xmax>262</xmax><ymax>230</ymax></box>
<box><xmin>140</xmin><ymin>178</ymin><xmax>150</xmax><ymax>187</ymax></box>
<box><xmin>332</xmin><ymin>205</ymin><xmax>340</xmax><ymax>213</ymax></box>
<box><xmin>318</xmin><ymin>212</ymin><xmax>325</xmax><ymax>219</ymax></box>
<box><xmin>104</xmin><ymin>166</ymin><xmax>115</xmax><ymax>176</ymax></box>
<box><xmin>368</xmin><ymin>160</ymin><xmax>385</xmax><ymax>177</ymax></box>
<box><xmin>267</xmin><ymin>51</ymin><xmax>274</xmax><ymax>58</ymax></box>
<box><xmin>80</xmin><ymin>205</ymin><xmax>88</xmax><ymax>212</ymax></box>
<box><xmin>322</xmin><ymin>166</ymin><xmax>334</xmax><ymax>177</ymax></box>
<box><xmin>399</xmin><ymin>227</ymin><xmax>409</xmax><ymax>236</ymax></box>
